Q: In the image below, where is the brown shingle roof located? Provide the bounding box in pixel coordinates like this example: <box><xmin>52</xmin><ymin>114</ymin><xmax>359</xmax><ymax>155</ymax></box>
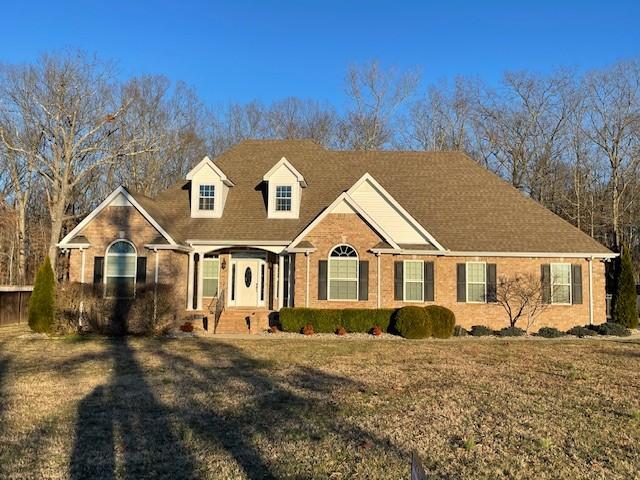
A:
<box><xmin>143</xmin><ymin>139</ymin><xmax>610</xmax><ymax>254</ymax></box>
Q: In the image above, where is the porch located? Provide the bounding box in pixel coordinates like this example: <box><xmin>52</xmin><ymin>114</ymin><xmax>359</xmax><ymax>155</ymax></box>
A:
<box><xmin>185</xmin><ymin>246</ymin><xmax>294</xmax><ymax>333</ymax></box>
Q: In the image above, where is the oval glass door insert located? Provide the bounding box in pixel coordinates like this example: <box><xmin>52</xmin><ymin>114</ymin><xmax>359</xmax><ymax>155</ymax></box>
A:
<box><xmin>244</xmin><ymin>267</ymin><xmax>252</xmax><ymax>287</ymax></box>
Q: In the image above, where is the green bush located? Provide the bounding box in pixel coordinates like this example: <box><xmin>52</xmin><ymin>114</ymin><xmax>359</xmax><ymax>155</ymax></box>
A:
<box><xmin>453</xmin><ymin>325</ymin><xmax>468</xmax><ymax>337</ymax></box>
<box><xmin>595</xmin><ymin>322</ymin><xmax>631</xmax><ymax>337</ymax></box>
<box><xmin>425</xmin><ymin>305</ymin><xmax>456</xmax><ymax>339</ymax></box>
<box><xmin>28</xmin><ymin>256</ymin><xmax>56</xmax><ymax>333</ymax></box>
<box><xmin>612</xmin><ymin>246</ymin><xmax>638</xmax><ymax>329</ymax></box>
<box><xmin>497</xmin><ymin>326</ymin><xmax>526</xmax><ymax>337</ymax></box>
<box><xmin>279</xmin><ymin>308</ymin><xmax>396</xmax><ymax>333</ymax></box>
<box><xmin>536</xmin><ymin>327</ymin><xmax>565</xmax><ymax>338</ymax></box>
<box><xmin>392</xmin><ymin>306</ymin><xmax>431</xmax><ymax>339</ymax></box>
<box><xmin>566</xmin><ymin>325</ymin><xmax>598</xmax><ymax>338</ymax></box>
<box><xmin>469</xmin><ymin>325</ymin><xmax>496</xmax><ymax>337</ymax></box>
<box><xmin>341</xmin><ymin>308</ymin><xmax>395</xmax><ymax>332</ymax></box>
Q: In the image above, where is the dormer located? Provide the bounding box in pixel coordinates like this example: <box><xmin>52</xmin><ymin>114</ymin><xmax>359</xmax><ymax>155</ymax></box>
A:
<box><xmin>186</xmin><ymin>156</ymin><xmax>234</xmax><ymax>218</ymax></box>
<box><xmin>263</xmin><ymin>157</ymin><xmax>307</xmax><ymax>219</ymax></box>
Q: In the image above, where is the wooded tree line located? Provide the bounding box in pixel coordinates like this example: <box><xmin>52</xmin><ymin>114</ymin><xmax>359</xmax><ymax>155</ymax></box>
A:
<box><xmin>1</xmin><ymin>52</ymin><xmax>639</xmax><ymax>284</ymax></box>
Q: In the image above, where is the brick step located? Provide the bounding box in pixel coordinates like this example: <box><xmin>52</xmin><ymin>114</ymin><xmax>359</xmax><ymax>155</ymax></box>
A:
<box><xmin>213</xmin><ymin>309</ymin><xmax>271</xmax><ymax>334</ymax></box>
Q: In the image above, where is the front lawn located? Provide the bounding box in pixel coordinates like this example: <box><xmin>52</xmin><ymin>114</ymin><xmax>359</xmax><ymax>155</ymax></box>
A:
<box><xmin>0</xmin><ymin>327</ymin><xmax>638</xmax><ymax>479</ymax></box>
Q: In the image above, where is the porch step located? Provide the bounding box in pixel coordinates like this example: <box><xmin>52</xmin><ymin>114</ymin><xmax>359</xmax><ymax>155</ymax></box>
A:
<box><xmin>214</xmin><ymin>308</ymin><xmax>271</xmax><ymax>334</ymax></box>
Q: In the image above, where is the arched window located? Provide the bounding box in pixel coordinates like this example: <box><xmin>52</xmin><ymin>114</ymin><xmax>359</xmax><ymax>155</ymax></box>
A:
<box><xmin>105</xmin><ymin>240</ymin><xmax>137</xmax><ymax>297</ymax></box>
<box><xmin>328</xmin><ymin>244</ymin><xmax>358</xmax><ymax>300</ymax></box>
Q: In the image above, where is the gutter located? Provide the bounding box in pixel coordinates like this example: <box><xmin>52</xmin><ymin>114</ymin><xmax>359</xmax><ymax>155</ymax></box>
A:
<box><xmin>369</xmin><ymin>248</ymin><xmax>618</xmax><ymax>260</ymax></box>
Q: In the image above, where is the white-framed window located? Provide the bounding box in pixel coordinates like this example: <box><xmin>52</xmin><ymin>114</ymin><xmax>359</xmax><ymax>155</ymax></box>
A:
<box><xmin>551</xmin><ymin>263</ymin><xmax>571</xmax><ymax>304</ymax></box>
<box><xmin>466</xmin><ymin>262</ymin><xmax>486</xmax><ymax>303</ymax></box>
<box><xmin>275</xmin><ymin>185</ymin><xmax>292</xmax><ymax>211</ymax></box>
<box><xmin>199</xmin><ymin>184</ymin><xmax>215</xmax><ymax>210</ymax></box>
<box><xmin>105</xmin><ymin>239</ymin><xmax>137</xmax><ymax>298</ymax></box>
<box><xmin>202</xmin><ymin>258</ymin><xmax>220</xmax><ymax>297</ymax></box>
<box><xmin>328</xmin><ymin>244</ymin><xmax>358</xmax><ymax>301</ymax></box>
<box><xmin>403</xmin><ymin>260</ymin><xmax>424</xmax><ymax>302</ymax></box>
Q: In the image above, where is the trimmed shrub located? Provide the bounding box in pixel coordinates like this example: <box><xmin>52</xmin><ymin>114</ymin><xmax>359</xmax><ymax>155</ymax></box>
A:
<box><xmin>453</xmin><ymin>325</ymin><xmax>468</xmax><ymax>337</ymax></box>
<box><xmin>595</xmin><ymin>322</ymin><xmax>632</xmax><ymax>337</ymax></box>
<box><xmin>469</xmin><ymin>325</ymin><xmax>495</xmax><ymax>337</ymax></box>
<box><xmin>425</xmin><ymin>306</ymin><xmax>456</xmax><ymax>339</ymax></box>
<box><xmin>279</xmin><ymin>308</ymin><xmax>342</xmax><ymax>333</ymax></box>
<box><xmin>335</xmin><ymin>326</ymin><xmax>347</xmax><ymax>336</ymax></box>
<box><xmin>370</xmin><ymin>325</ymin><xmax>383</xmax><ymax>336</ymax></box>
<box><xmin>566</xmin><ymin>325</ymin><xmax>598</xmax><ymax>337</ymax></box>
<box><xmin>302</xmin><ymin>324</ymin><xmax>314</xmax><ymax>336</ymax></box>
<box><xmin>279</xmin><ymin>308</ymin><xmax>395</xmax><ymax>333</ymax></box>
<box><xmin>612</xmin><ymin>246</ymin><xmax>638</xmax><ymax>328</ymax></box>
<box><xmin>341</xmin><ymin>308</ymin><xmax>395</xmax><ymax>332</ymax></box>
<box><xmin>29</xmin><ymin>256</ymin><xmax>56</xmax><ymax>334</ymax></box>
<box><xmin>536</xmin><ymin>327</ymin><xmax>565</xmax><ymax>338</ymax></box>
<box><xmin>497</xmin><ymin>326</ymin><xmax>526</xmax><ymax>337</ymax></box>
<box><xmin>392</xmin><ymin>306</ymin><xmax>431</xmax><ymax>339</ymax></box>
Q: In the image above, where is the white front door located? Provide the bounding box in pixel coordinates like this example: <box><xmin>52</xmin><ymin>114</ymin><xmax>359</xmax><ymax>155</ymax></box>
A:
<box><xmin>235</xmin><ymin>260</ymin><xmax>260</xmax><ymax>307</ymax></box>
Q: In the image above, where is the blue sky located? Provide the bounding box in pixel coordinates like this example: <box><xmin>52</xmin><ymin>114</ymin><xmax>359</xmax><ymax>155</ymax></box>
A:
<box><xmin>1</xmin><ymin>1</ymin><xmax>639</xmax><ymax>107</ymax></box>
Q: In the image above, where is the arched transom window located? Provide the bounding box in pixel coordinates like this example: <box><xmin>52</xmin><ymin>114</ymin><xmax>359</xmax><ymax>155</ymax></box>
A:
<box><xmin>105</xmin><ymin>240</ymin><xmax>137</xmax><ymax>297</ymax></box>
<box><xmin>328</xmin><ymin>244</ymin><xmax>358</xmax><ymax>300</ymax></box>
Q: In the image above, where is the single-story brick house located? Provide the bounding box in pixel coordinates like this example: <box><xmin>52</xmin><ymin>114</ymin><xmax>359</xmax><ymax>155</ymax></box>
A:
<box><xmin>58</xmin><ymin>139</ymin><xmax>616</xmax><ymax>333</ymax></box>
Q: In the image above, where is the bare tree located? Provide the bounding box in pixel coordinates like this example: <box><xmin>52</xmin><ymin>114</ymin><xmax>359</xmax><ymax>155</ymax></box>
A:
<box><xmin>582</xmin><ymin>60</ymin><xmax>640</xmax><ymax>249</ymax></box>
<box><xmin>496</xmin><ymin>273</ymin><xmax>549</xmax><ymax>332</ymax></box>
<box><xmin>338</xmin><ymin>60</ymin><xmax>420</xmax><ymax>150</ymax></box>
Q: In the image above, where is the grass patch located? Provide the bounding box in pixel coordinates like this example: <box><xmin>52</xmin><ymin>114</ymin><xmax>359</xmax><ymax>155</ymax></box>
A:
<box><xmin>0</xmin><ymin>327</ymin><xmax>638</xmax><ymax>478</ymax></box>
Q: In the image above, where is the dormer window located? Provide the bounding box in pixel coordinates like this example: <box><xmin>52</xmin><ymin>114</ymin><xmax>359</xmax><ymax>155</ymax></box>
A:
<box><xmin>199</xmin><ymin>185</ymin><xmax>215</xmax><ymax>211</ymax></box>
<box><xmin>263</xmin><ymin>157</ymin><xmax>306</xmax><ymax>219</ymax></box>
<box><xmin>186</xmin><ymin>156</ymin><xmax>234</xmax><ymax>219</ymax></box>
<box><xmin>275</xmin><ymin>186</ymin><xmax>292</xmax><ymax>212</ymax></box>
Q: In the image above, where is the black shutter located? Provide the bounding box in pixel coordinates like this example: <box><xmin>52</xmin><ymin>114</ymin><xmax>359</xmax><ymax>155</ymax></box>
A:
<box><xmin>424</xmin><ymin>262</ymin><xmax>434</xmax><ymax>301</ymax></box>
<box><xmin>93</xmin><ymin>257</ymin><xmax>104</xmax><ymax>285</ymax></box>
<box><xmin>394</xmin><ymin>261</ymin><xmax>403</xmax><ymax>301</ymax></box>
<box><xmin>318</xmin><ymin>260</ymin><xmax>327</xmax><ymax>300</ymax></box>
<box><xmin>541</xmin><ymin>264</ymin><xmax>551</xmax><ymax>304</ymax></box>
<box><xmin>456</xmin><ymin>264</ymin><xmax>466</xmax><ymax>302</ymax></box>
<box><xmin>358</xmin><ymin>261</ymin><xmax>369</xmax><ymax>300</ymax></box>
<box><xmin>486</xmin><ymin>264</ymin><xmax>497</xmax><ymax>302</ymax></box>
<box><xmin>571</xmin><ymin>264</ymin><xmax>583</xmax><ymax>304</ymax></box>
<box><xmin>136</xmin><ymin>257</ymin><xmax>147</xmax><ymax>285</ymax></box>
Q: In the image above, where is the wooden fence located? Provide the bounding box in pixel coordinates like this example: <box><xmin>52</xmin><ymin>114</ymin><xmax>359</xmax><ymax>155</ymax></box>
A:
<box><xmin>0</xmin><ymin>286</ymin><xmax>33</xmax><ymax>326</ymax></box>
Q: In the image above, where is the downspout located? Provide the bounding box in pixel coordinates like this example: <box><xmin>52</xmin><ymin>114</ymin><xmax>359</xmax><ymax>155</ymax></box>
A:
<box><xmin>79</xmin><ymin>248</ymin><xmax>85</xmax><ymax>328</ymax></box>
<box><xmin>153</xmin><ymin>248</ymin><xmax>159</xmax><ymax>325</ymax></box>
<box><xmin>588</xmin><ymin>256</ymin><xmax>594</xmax><ymax>325</ymax></box>
<box><xmin>376</xmin><ymin>253</ymin><xmax>381</xmax><ymax>308</ymax></box>
<box><xmin>305</xmin><ymin>252</ymin><xmax>310</xmax><ymax>307</ymax></box>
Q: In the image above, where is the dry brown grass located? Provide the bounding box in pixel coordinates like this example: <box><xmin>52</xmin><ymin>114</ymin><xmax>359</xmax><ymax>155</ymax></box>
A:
<box><xmin>0</xmin><ymin>325</ymin><xmax>639</xmax><ymax>479</ymax></box>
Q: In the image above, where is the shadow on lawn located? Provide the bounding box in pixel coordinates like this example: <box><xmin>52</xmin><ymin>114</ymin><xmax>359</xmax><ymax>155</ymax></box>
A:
<box><xmin>68</xmin><ymin>336</ymin><xmax>404</xmax><ymax>479</ymax></box>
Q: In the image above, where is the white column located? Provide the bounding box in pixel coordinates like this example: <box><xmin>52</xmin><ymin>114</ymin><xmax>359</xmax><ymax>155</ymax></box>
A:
<box><xmin>186</xmin><ymin>251</ymin><xmax>195</xmax><ymax>310</ymax></box>
<box><xmin>376</xmin><ymin>253</ymin><xmax>381</xmax><ymax>308</ymax></box>
<box><xmin>588</xmin><ymin>257</ymin><xmax>594</xmax><ymax>325</ymax></box>
<box><xmin>196</xmin><ymin>253</ymin><xmax>204</xmax><ymax>311</ymax></box>
<box><xmin>305</xmin><ymin>252</ymin><xmax>310</xmax><ymax>307</ymax></box>
<box><xmin>154</xmin><ymin>249</ymin><xmax>159</xmax><ymax>284</ymax></box>
<box><xmin>80</xmin><ymin>248</ymin><xmax>86</xmax><ymax>284</ymax></box>
<box><xmin>277</xmin><ymin>254</ymin><xmax>285</xmax><ymax>309</ymax></box>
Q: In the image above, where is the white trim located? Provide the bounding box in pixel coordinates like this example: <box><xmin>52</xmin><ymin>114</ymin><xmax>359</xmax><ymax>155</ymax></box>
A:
<box><xmin>201</xmin><ymin>257</ymin><xmax>220</xmax><ymax>298</ymax></box>
<box><xmin>59</xmin><ymin>243</ymin><xmax>91</xmax><ymax>250</ymax></box>
<box><xmin>327</xmin><ymin>244</ymin><xmax>360</xmax><ymax>302</ymax></box>
<box><xmin>278</xmin><ymin>255</ymin><xmax>285</xmax><ymax>309</ymax></box>
<box><xmin>347</xmin><ymin>173</ymin><xmax>446</xmax><ymax>252</ymax></box>
<box><xmin>263</xmin><ymin>157</ymin><xmax>307</xmax><ymax>187</ymax></box>
<box><xmin>289</xmin><ymin>192</ymin><xmax>400</xmax><ymax>250</ymax></box>
<box><xmin>187</xmin><ymin>252</ymin><xmax>195</xmax><ymax>310</ymax></box>
<box><xmin>80</xmin><ymin>249</ymin><xmax>86</xmax><ymax>284</ymax></box>
<box><xmin>376</xmin><ymin>253</ymin><xmax>381</xmax><ymax>308</ymax></box>
<box><xmin>286</xmin><ymin>247</ymin><xmax>317</xmax><ymax>254</ymax></box>
<box><xmin>369</xmin><ymin>248</ymin><xmax>617</xmax><ymax>259</ymax></box>
<box><xmin>196</xmin><ymin>253</ymin><xmax>204</xmax><ymax>310</ymax></box>
<box><xmin>58</xmin><ymin>186</ymin><xmax>178</xmax><ymax>247</ymax></box>
<box><xmin>144</xmin><ymin>244</ymin><xmax>192</xmax><ymax>252</ymax></box>
<box><xmin>465</xmin><ymin>261</ymin><xmax>487</xmax><ymax>304</ymax></box>
<box><xmin>0</xmin><ymin>286</ymin><xmax>34</xmax><ymax>292</ymax></box>
<box><xmin>186</xmin><ymin>240</ymin><xmax>290</xmax><ymax>246</ymax></box>
<box><xmin>186</xmin><ymin>156</ymin><xmax>234</xmax><ymax>186</ymax></box>
<box><xmin>403</xmin><ymin>260</ymin><xmax>424</xmax><ymax>303</ymax></box>
<box><xmin>305</xmin><ymin>252</ymin><xmax>310</xmax><ymax>307</ymax></box>
<box><xmin>154</xmin><ymin>249</ymin><xmax>159</xmax><ymax>284</ymax></box>
<box><xmin>588</xmin><ymin>257</ymin><xmax>594</xmax><ymax>325</ymax></box>
<box><xmin>550</xmin><ymin>263</ymin><xmax>572</xmax><ymax>305</ymax></box>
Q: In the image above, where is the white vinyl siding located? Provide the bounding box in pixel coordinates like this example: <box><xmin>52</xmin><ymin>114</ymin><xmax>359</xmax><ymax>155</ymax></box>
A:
<box><xmin>403</xmin><ymin>260</ymin><xmax>424</xmax><ymax>302</ymax></box>
<box><xmin>466</xmin><ymin>262</ymin><xmax>486</xmax><ymax>303</ymax></box>
<box><xmin>202</xmin><ymin>258</ymin><xmax>220</xmax><ymax>297</ymax></box>
<box><xmin>551</xmin><ymin>263</ymin><xmax>571</xmax><ymax>304</ymax></box>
